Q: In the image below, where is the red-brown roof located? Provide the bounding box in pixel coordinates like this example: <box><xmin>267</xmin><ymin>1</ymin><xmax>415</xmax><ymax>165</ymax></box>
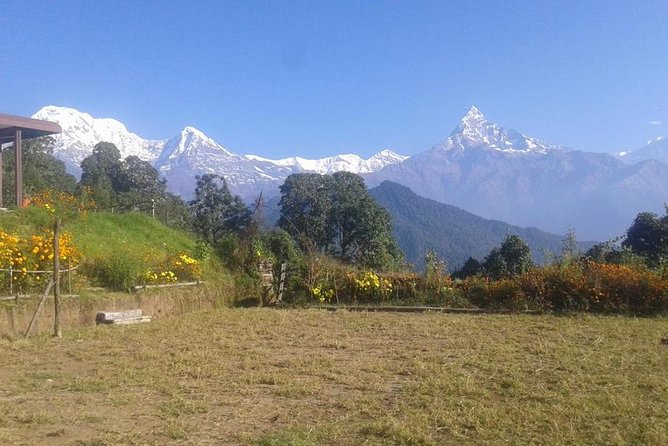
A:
<box><xmin>0</xmin><ymin>112</ymin><xmax>62</xmax><ymax>143</ymax></box>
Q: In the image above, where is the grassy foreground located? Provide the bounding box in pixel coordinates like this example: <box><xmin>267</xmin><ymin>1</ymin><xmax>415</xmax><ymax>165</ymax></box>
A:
<box><xmin>0</xmin><ymin>309</ymin><xmax>666</xmax><ymax>445</ymax></box>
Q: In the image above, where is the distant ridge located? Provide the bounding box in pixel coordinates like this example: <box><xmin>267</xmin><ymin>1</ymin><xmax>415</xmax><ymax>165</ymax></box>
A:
<box><xmin>365</xmin><ymin>106</ymin><xmax>668</xmax><ymax>240</ymax></box>
<box><xmin>369</xmin><ymin>181</ymin><xmax>592</xmax><ymax>270</ymax></box>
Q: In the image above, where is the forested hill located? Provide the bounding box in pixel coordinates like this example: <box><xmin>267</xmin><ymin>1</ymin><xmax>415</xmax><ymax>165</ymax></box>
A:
<box><xmin>369</xmin><ymin>181</ymin><xmax>583</xmax><ymax>270</ymax></box>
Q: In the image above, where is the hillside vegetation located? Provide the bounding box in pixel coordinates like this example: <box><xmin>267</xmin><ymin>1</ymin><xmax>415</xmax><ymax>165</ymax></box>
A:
<box><xmin>0</xmin><ymin>207</ymin><xmax>206</xmax><ymax>293</ymax></box>
<box><xmin>370</xmin><ymin>181</ymin><xmax>591</xmax><ymax>270</ymax></box>
<box><xmin>1</xmin><ymin>207</ymin><xmax>197</xmax><ymax>261</ymax></box>
<box><xmin>68</xmin><ymin>212</ymin><xmax>197</xmax><ymax>259</ymax></box>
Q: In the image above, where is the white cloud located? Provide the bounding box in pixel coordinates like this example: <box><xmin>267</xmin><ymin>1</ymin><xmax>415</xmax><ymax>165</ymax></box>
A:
<box><xmin>648</xmin><ymin>120</ymin><xmax>662</xmax><ymax>126</ymax></box>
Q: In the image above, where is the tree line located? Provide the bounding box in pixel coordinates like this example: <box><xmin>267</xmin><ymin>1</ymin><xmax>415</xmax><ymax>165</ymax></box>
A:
<box><xmin>3</xmin><ymin>137</ymin><xmax>666</xmax><ymax>276</ymax></box>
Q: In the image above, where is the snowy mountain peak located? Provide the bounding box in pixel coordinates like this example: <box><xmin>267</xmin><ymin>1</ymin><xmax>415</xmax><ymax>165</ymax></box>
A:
<box><xmin>619</xmin><ymin>134</ymin><xmax>668</xmax><ymax>164</ymax></box>
<box><xmin>436</xmin><ymin>106</ymin><xmax>560</xmax><ymax>155</ymax></box>
<box><xmin>458</xmin><ymin>105</ymin><xmax>486</xmax><ymax>128</ymax></box>
<box><xmin>159</xmin><ymin>126</ymin><xmax>232</xmax><ymax>162</ymax></box>
<box><xmin>30</xmin><ymin>104</ymin><xmax>409</xmax><ymax>198</ymax></box>
<box><xmin>31</xmin><ymin>105</ymin><xmax>166</xmax><ymax>175</ymax></box>
<box><xmin>375</xmin><ymin>149</ymin><xmax>404</xmax><ymax>158</ymax></box>
<box><xmin>244</xmin><ymin>149</ymin><xmax>406</xmax><ymax>175</ymax></box>
<box><xmin>181</xmin><ymin>125</ymin><xmax>205</xmax><ymax>137</ymax></box>
<box><xmin>177</xmin><ymin>125</ymin><xmax>222</xmax><ymax>148</ymax></box>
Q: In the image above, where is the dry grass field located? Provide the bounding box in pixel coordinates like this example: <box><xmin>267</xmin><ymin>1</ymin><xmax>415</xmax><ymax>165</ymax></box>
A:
<box><xmin>0</xmin><ymin>308</ymin><xmax>666</xmax><ymax>445</ymax></box>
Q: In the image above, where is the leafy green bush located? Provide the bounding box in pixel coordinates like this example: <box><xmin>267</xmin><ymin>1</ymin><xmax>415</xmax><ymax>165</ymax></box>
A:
<box><xmin>85</xmin><ymin>249</ymin><xmax>145</xmax><ymax>291</ymax></box>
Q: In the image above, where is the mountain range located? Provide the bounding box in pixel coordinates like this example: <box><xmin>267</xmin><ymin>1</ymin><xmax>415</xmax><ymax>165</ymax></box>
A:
<box><xmin>31</xmin><ymin>106</ymin><xmax>407</xmax><ymax>199</ymax></box>
<box><xmin>31</xmin><ymin>105</ymin><xmax>668</xmax><ymax>241</ymax></box>
<box><xmin>364</xmin><ymin>107</ymin><xmax>668</xmax><ymax>240</ymax></box>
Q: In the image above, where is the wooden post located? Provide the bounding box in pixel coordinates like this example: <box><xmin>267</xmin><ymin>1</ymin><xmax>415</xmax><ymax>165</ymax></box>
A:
<box><xmin>277</xmin><ymin>262</ymin><xmax>287</xmax><ymax>302</ymax></box>
<box><xmin>14</xmin><ymin>129</ymin><xmax>22</xmax><ymax>208</ymax></box>
<box><xmin>53</xmin><ymin>218</ymin><xmax>62</xmax><ymax>338</ymax></box>
<box><xmin>24</xmin><ymin>278</ymin><xmax>54</xmax><ymax>339</ymax></box>
<box><xmin>9</xmin><ymin>265</ymin><xmax>13</xmax><ymax>298</ymax></box>
<box><xmin>67</xmin><ymin>257</ymin><xmax>72</xmax><ymax>294</ymax></box>
<box><xmin>0</xmin><ymin>146</ymin><xmax>3</xmax><ymax>208</ymax></box>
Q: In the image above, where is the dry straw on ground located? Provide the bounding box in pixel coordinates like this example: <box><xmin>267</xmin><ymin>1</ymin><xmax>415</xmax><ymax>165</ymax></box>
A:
<box><xmin>0</xmin><ymin>309</ymin><xmax>666</xmax><ymax>445</ymax></box>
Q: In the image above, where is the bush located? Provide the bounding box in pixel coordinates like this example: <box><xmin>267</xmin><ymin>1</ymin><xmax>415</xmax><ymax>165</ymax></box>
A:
<box><xmin>0</xmin><ymin>228</ymin><xmax>81</xmax><ymax>294</ymax></box>
<box><xmin>455</xmin><ymin>262</ymin><xmax>668</xmax><ymax>314</ymax></box>
<box><xmin>86</xmin><ymin>249</ymin><xmax>145</xmax><ymax>291</ymax></box>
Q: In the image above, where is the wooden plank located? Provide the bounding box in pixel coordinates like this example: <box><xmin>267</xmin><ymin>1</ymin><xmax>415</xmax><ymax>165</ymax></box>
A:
<box><xmin>106</xmin><ymin>316</ymin><xmax>152</xmax><ymax>325</ymax></box>
<box><xmin>132</xmin><ymin>281</ymin><xmax>202</xmax><ymax>292</ymax></box>
<box><xmin>0</xmin><ymin>294</ymin><xmax>79</xmax><ymax>301</ymax></box>
<box><xmin>306</xmin><ymin>305</ymin><xmax>542</xmax><ymax>315</ymax></box>
<box><xmin>96</xmin><ymin>309</ymin><xmax>143</xmax><ymax>324</ymax></box>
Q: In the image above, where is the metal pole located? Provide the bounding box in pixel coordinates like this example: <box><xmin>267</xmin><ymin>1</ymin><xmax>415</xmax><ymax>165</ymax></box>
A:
<box><xmin>14</xmin><ymin>130</ymin><xmax>22</xmax><ymax>208</ymax></box>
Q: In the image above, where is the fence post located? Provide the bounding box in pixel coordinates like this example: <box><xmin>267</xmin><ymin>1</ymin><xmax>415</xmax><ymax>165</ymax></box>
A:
<box><xmin>67</xmin><ymin>257</ymin><xmax>72</xmax><ymax>294</ymax></box>
<box><xmin>278</xmin><ymin>262</ymin><xmax>287</xmax><ymax>303</ymax></box>
<box><xmin>9</xmin><ymin>265</ymin><xmax>13</xmax><ymax>298</ymax></box>
<box><xmin>53</xmin><ymin>218</ymin><xmax>62</xmax><ymax>338</ymax></box>
<box><xmin>24</xmin><ymin>277</ymin><xmax>54</xmax><ymax>339</ymax></box>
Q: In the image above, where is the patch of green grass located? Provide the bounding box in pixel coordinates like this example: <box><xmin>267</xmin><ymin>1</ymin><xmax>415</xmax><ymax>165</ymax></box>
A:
<box><xmin>0</xmin><ymin>206</ymin><xmax>53</xmax><ymax>236</ymax></box>
<box><xmin>72</xmin><ymin>439</ymin><xmax>109</xmax><ymax>446</ymax></box>
<box><xmin>255</xmin><ymin>426</ymin><xmax>325</xmax><ymax>446</ymax></box>
<box><xmin>12</xmin><ymin>411</ymin><xmax>53</xmax><ymax>425</ymax></box>
<box><xmin>158</xmin><ymin>396</ymin><xmax>208</xmax><ymax>418</ymax></box>
<box><xmin>69</xmin><ymin>211</ymin><xmax>196</xmax><ymax>258</ymax></box>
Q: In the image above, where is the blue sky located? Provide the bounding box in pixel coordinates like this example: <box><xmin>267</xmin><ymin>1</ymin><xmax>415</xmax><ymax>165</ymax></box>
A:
<box><xmin>1</xmin><ymin>0</ymin><xmax>667</xmax><ymax>158</ymax></box>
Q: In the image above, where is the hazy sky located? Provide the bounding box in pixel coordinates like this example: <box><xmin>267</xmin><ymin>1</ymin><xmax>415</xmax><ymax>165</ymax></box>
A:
<box><xmin>1</xmin><ymin>0</ymin><xmax>667</xmax><ymax>158</ymax></box>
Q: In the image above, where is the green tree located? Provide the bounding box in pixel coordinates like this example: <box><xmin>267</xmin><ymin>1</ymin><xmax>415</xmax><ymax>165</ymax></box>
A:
<box><xmin>453</xmin><ymin>256</ymin><xmax>482</xmax><ymax>279</ymax></box>
<box><xmin>189</xmin><ymin>174</ymin><xmax>251</xmax><ymax>245</ymax></box>
<box><xmin>1</xmin><ymin>136</ymin><xmax>76</xmax><ymax>204</ymax></box>
<box><xmin>483</xmin><ymin>234</ymin><xmax>532</xmax><ymax>279</ymax></box>
<box><xmin>500</xmin><ymin>235</ymin><xmax>533</xmax><ymax>277</ymax></box>
<box><xmin>115</xmin><ymin>156</ymin><xmax>167</xmax><ymax>211</ymax></box>
<box><xmin>278</xmin><ymin>173</ymin><xmax>336</xmax><ymax>252</ymax></box>
<box><xmin>561</xmin><ymin>227</ymin><xmax>580</xmax><ymax>261</ymax></box>
<box><xmin>155</xmin><ymin>192</ymin><xmax>193</xmax><ymax>232</ymax></box>
<box><xmin>331</xmin><ymin>171</ymin><xmax>400</xmax><ymax>267</ymax></box>
<box><xmin>622</xmin><ymin>210</ymin><xmax>668</xmax><ymax>266</ymax></box>
<box><xmin>262</xmin><ymin>228</ymin><xmax>301</xmax><ymax>266</ymax></box>
<box><xmin>483</xmin><ymin>247</ymin><xmax>508</xmax><ymax>280</ymax></box>
<box><xmin>80</xmin><ymin>142</ymin><xmax>124</xmax><ymax>209</ymax></box>
<box><xmin>278</xmin><ymin>172</ymin><xmax>402</xmax><ymax>269</ymax></box>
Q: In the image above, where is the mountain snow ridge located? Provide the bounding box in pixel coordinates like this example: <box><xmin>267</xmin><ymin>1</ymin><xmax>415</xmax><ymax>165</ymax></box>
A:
<box><xmin>31</xmin><ymin>105</ymin><xmax>407</xmax><ymax>197</ymax></box>
<box><xmin>245</xmin><ymin>149</ymin><xmax>407</xmax><ymax>175</ymax></box>
<box><xmin>364</xmin><ymin>106</ymin><xmax>668</xmax><ymax>240</ymax></box>
<box><xmin>32</xmin><ymin>106</ymin><xmax>166</xmax><ymax>174</ymax></box>
<box><xmin>435</xmin><ymin>105</ymin><xmax>563</xmax><ymax>155</ymax></box>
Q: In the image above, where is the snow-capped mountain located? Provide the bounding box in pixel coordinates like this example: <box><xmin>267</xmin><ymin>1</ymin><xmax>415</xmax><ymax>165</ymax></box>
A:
<box><xmin>434</xmin><ymin>105</ymin><xmax>564</xmax><ymax>154</ymax></box>
<box><xmin>32</xmin><ymin>106</ymin><xmax>165</xmax><ymax>175</ymax></box>
<box><xmin>245</xmin><ymin>149</ymin><xmax>407</xmax><ymax>175</ymax></box>
<box><xmin>365</xmin><ymin>106</ymin><xmax>668</xmax><ymax>240</ymax></box>
<box><xmin>153</xmin><ymin>126</ymin><xmax>294</xmax><ymax>199</ymax></box>
<box><xmin>618</xmin><ymin>136</ymin><xmax>668</xmax><ymax>164</ymax></box>
<box><xmin>31</xmin><ymin>106</ymin><xmax>407</xmax><ymax>199</ymax></box>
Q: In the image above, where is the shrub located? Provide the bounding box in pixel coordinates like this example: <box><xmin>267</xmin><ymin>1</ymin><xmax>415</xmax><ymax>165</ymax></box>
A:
<box><xmin>86</xmin><ymin>249</ymin><xmax>146</xmax><ymax>291</ymax></box>
<box><xmin>456</xmin><ymin>262</ymin><xmax>668</xmax><ymax>314</ymax></box>
<box><xmin>0</xmin><ymin>228</ymin><xmax>81</xmax><ymax>293</ymax></box>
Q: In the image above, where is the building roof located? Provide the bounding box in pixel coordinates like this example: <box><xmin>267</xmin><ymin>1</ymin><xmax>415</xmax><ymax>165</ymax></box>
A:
<box><xmin>0</xmin><ymin>112</ymin><xmax>62</xmax><ymax>144</ymax></box>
